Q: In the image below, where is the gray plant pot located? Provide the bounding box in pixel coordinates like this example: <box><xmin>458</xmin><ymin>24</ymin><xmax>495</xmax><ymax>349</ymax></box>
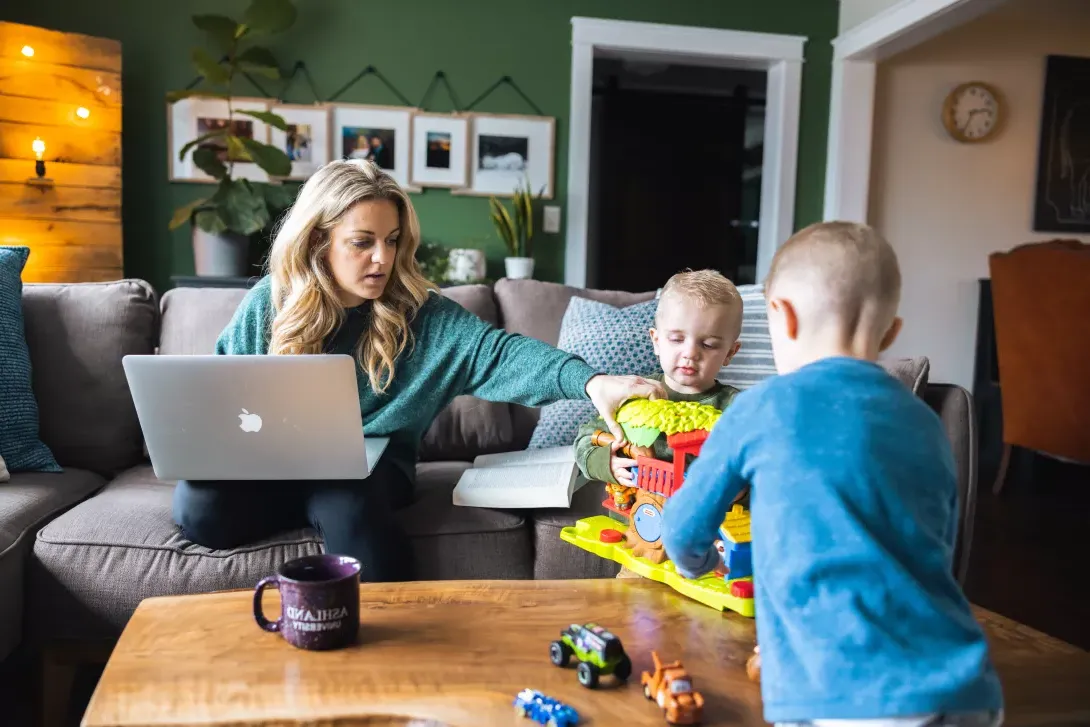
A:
<box><xmin>192</xmin><ymin>226</ymin><xmax>249</xmax><ymax>277</ymax></box>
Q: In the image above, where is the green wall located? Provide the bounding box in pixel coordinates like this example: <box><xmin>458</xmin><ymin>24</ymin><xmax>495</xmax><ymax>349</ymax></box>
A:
<box><xmin>7</xmin><ymin>0</ymin><xmax>838</xmax><ymax>294</ymax></box>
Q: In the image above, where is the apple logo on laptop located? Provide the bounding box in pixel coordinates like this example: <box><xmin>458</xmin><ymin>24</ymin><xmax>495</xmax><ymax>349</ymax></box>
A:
<box><xmin>238</xmin><ymin>408</ymin><xmax>263</xmax><ymax>433</ymax></box>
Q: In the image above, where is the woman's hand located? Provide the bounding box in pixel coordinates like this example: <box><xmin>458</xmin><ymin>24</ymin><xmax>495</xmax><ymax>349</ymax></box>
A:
<box><xmin>585</xmin><ymin>374</ymin><xmax>667</xmax><ymax>442</ymax></box>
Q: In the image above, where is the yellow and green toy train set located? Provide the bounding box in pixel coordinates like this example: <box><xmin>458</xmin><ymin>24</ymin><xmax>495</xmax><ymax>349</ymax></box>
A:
<box><xmin>559</xmin><ymin>398</ymin><xmax>756</xmax><ymax>617</ymax></box>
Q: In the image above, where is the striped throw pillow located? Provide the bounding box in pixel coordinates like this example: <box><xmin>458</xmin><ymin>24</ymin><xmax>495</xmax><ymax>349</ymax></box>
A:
<box><xmin>719</xmin><ymin>283</ymin><xmax>778</xmax><ymax>390</ymax></box>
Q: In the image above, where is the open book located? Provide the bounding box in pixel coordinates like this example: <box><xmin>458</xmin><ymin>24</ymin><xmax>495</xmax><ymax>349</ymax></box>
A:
<box><xmin>452</xmin><ymin>445</ymin><xmax>588</xmax><ymax>509</ymax></box>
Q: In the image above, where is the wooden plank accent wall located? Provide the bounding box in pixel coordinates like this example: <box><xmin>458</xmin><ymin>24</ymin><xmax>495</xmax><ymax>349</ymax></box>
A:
<box><xmin>0</xmin><ymin>20</ymin><xmax>122</xmax><ymax>283</ymax></box>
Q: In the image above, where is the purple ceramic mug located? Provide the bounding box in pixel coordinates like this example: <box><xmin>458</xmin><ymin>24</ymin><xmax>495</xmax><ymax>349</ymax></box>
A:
<box><xmin>253</xmin><ymin>554</ymin><xmax>361</xmax><ymax>650</ymax></box>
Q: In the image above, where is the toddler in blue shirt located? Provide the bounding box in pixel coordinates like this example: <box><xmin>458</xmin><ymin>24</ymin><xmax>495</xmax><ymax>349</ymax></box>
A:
<box><xmin>661</xmin><ymin>222</ymin><xmax>1004</xmax><ymax>727</ymax></box>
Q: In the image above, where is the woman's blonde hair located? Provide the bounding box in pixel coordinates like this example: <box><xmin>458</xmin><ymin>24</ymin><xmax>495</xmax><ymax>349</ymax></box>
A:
<box><xmin>266</xmin><ymin>159</ymin><xmax>436</xmax><ymax>393</ymax></box>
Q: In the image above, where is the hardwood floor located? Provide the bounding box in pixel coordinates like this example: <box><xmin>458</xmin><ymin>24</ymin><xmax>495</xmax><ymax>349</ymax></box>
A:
<box><xmin>1</xmin><ymin>454</ymin><xmax>1087</xmax><ymax>726</ymax></box>
<box><xmin>966</xmin><ymin>452</ymin><xmax>1090</xmax><ymax>651</ymax></box>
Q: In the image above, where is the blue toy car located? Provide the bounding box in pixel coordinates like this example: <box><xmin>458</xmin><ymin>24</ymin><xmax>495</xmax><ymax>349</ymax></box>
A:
<box><xmin>513</xmin><ymin>688</ymin><xmax>580</xmax><ymax>727</ymax></box>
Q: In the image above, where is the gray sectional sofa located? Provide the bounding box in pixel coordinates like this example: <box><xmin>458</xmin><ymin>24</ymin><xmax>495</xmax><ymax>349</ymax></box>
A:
<box><xmin>0</xmin><ymin>276</ymin><xmax>978</xmax><ymax>671</ymax></box>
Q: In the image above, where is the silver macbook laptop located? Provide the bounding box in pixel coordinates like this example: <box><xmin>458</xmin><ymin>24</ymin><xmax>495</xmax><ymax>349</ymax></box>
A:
<box><xmin>122</xmin><ymin>354</ymin><xmax>388</xmax><ymax>481</ymax></box>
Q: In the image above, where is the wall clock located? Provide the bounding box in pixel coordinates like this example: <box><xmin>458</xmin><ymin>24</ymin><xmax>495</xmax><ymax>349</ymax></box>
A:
<box><xmin>942</xmin><ymin>81</ymin><xmax>1002</xmax><ymax>143</ymax></box>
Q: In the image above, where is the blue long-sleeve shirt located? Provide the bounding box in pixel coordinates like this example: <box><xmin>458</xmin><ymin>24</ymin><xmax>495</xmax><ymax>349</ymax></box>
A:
<box><xmin>662</xmin><ymin>357</ymin><xmax>1003</xmax><ymax>723</ymax></box>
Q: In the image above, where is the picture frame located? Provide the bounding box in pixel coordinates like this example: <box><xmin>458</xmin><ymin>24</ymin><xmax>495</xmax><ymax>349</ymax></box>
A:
<box><xmin>330</xmin><ymin>103</ymin><xmax>419</xmax><ymax>191</ymax></box>
<box><xmin>410</xmin><ymin>112</ymin><xmax>470</xmax><ymax>189</ymax></box>
<box><xmin>456</xmin><ymin>112</ymin><xmax>555</xmax><ymax>199</ymax></box>
<box><xmin>168</xmin><ymin>96</ymin><xmax>272</xmax><ymax>183</ymax></box>
<box><xmin>1032</xmin><ymin>55</ymin><xmax>1090</xmax><ymax>234</ymax></box>
<box><xmin>268</xmin><ymin>103</ymin><xmax>331</xmax><ymax>181</ymax></box>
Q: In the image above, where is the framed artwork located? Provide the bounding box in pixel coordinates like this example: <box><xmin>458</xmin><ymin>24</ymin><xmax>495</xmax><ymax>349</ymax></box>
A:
<box><xmin>410</xmin><ymin>112</ymin><xmax>470</xmax><ymax>188</ymax></box>
<box><xmin>330</xmin><ymin>103</ymin><xmax>418</xmax><ymax>190</ymax></box>
<box><xmin>1032</xmin><ymin>55</ymin><xmax>1090</xmax><ymax>234</ymax></box>
<box><xmin>456</xmin><ymin>113</ymin><xmax>555</xmax><ymax>198</ymax></box>
<box><xmin>268</xmin><ymin>103</ymin><xmax>331</xmax><ymax>181</ymax></box>
<box><xmin>168</xmin><ymin>96</ymin><xmax>272</xmax><ymax>183</ymax></box>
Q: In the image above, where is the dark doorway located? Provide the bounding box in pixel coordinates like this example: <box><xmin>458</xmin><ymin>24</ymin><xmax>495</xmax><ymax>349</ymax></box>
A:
<box><xmin>588</xmin><ymin>59</ymin><xmax>764</xmax><ymax>292</ymax></box>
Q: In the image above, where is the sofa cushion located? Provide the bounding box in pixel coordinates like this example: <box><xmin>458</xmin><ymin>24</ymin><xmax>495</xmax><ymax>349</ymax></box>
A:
<box><xmin>22</xmin><ymin>279</ymin><xmax>159</xmax><ymax>475</ymax></box>
<box><xmin>494</xmin><ymin>278</ymin><xmax>657</xmax><ymax>447</ymax></box>
<box><xmin>879</xmin><ymin>356</ymin><xmax>930</xmax><ymax>396</ymax></box>
<box><xmin>530</xmin><ymin>480</ymin><xmax>620</xmax><ymax>580</ymax></box>
<box><xmin>494</xmin><ymin>278</ymin><xmax>657</xmax><ymax>347</ymax></box>
<box><xmin>27</xmin><ymin>462</ymin><xmax>530</xmax><ymax>641</ymax></box>
<box><xmin>159</xmin><ymin>287</ymin><xmax>248</xmax><ymax>355</ymax></box>
<box><xmin>528</xmin><ymin>296</ymin><xmax>660</xmax><ymax>449</ymax></box>
<box><xmin>0</xmin><ymin>246</ymin><xmax>60</xmax><ymax>473</ymax></box>
<box><xmin>0</xmin><ymin>468</ymin><xmax>105</xmax><ymax>660</ymax></box>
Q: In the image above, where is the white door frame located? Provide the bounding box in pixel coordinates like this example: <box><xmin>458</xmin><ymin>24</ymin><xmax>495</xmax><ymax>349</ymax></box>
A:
<box><xmin>565</xmin><ymin>17</ymin><xmax>807</xmax><ymax>287</ymax></box>
<box><xmin>823</xmin><ymin>0</ymin><xmax>1010</xmax><ymax>222</ymax></box>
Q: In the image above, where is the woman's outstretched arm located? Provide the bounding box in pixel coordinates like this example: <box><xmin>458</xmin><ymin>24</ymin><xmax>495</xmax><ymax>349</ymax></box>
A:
<box><xmin>429</xmin><ymin>295</ymin><xmax>664</xmax><ymax>439</ymax></box>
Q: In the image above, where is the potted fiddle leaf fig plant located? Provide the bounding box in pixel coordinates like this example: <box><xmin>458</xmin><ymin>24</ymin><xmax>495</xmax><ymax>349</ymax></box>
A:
<box><xmin>489</xmin><ymin>177</ymin><xmax>544</xmax><ymax>280</ymax></box>
<box><xmin>167</xmin><ymin>0</ymin><xmax>299</xmax><ymax>277</ymax></box>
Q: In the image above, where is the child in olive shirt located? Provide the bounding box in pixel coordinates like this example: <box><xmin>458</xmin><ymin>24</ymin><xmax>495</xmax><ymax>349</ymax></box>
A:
<box><xmin>573</xmin><ymin>270</ymin><xmax>744</xmax><ymax>532</ymax></box>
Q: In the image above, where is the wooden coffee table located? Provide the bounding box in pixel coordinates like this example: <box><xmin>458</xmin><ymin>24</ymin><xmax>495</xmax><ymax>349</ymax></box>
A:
<box><xmin>82</xmin><ymin>579</ymin><xmax>1090</xmax><ymax>727</ymax></box>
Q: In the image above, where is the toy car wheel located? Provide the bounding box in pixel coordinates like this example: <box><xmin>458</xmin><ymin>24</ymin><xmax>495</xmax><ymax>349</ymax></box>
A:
<box><xmin>614</xmin><ymin>654</ymin><xmax>632</xmax><ymax>681</ymax></box>
<box><xmin>577</xmin><ymin>661</ymin><xmax>600</xmax><ymax>688</ymax></box>
<box><xmin>549</xmin><ymin>640</ymin><xmax>572</xmax><ymax>667</ymax></box>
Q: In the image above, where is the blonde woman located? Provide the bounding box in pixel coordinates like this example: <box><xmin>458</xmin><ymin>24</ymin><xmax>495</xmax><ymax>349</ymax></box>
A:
<box><xmin>173</xmin><ymin>159</ymin><xmax>664</xmax><ymax>582</ymax></box>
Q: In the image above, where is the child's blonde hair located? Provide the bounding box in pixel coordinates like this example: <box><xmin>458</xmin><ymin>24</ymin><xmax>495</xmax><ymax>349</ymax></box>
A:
<box><xmin>657</xmin><ymin>269</ymin><xmax>743</xmax><ymax>341</ymax></box>
<box><xmin>765</xmin><ymin>221</ymin><xmax>901</xmax><ymax>341</ymax></box>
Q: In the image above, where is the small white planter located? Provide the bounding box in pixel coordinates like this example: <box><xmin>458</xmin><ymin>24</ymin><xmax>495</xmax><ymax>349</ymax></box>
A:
<box><xmin>504</xmin><ymin>256</ymin><xmax>535</xmax><ymax>279</ymax></box>
<box><xmin>447</xmin><ymin>248</ymin><xmax>487</xmax><ymax>283</ymax></box>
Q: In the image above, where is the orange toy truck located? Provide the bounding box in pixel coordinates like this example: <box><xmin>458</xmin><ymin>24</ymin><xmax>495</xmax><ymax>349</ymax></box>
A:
<box><xmin>640</xmin><ymin>650</ymin><xmax>704</xmax><ymax>724</ymax></box>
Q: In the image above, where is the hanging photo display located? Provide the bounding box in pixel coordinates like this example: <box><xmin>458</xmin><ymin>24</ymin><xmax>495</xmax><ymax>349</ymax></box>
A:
<box><xmin>410</xmin><ymin>112</ymin><xmax>470</xmax><ymax>188</ymax></box>
<box><xmin>267</xmin><ymin>103</ymin><xmax>331</xmax><ymax>181</ymax></box>
<box><xmin>330</xmin><ymin>103</ymin><xmax>418</xmax><ymax>190</ymax></box>
<box><xmin>457</xmin><ymin>112</ymin><xmax>555</xmax><ymax>198</ymax></box>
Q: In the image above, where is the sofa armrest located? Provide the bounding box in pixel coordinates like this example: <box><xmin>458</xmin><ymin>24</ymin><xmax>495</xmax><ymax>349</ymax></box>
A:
<box><xmin>922</xmin><ymin>383</ymin><xmax>978</xmax><ymax>587</ymax></box>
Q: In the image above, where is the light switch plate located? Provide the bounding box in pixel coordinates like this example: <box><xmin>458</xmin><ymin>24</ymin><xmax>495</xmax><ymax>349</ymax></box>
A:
<box><xmin>543</xmin><ymin>205</ymin><xmax>561</xmax><ymax>233</ymax></box>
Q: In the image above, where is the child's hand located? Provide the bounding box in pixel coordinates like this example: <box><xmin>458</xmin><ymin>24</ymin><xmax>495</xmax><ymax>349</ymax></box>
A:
<box><xmin>610</xmin><ymin>440</ymin><xmax>638</xmax><ymax>485</ymax></box>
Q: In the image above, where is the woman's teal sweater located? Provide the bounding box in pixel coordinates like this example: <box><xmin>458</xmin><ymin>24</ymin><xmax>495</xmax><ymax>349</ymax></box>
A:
<box><xmin>215</xmin><ymin>277</ymin><xmax>597</xmax><ymax>480</ymax></box>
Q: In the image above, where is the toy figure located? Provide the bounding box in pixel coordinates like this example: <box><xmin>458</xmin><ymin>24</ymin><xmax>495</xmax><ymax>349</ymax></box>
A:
<box><xmin>560</xmin><ymin>396</ymin><xmax>758</xmax><ymax>616</ymax></box>
<box><xmin>641</xmin><ymin>650</ymin><xmax>704</xmax><ymax>725</ymax></box>
<box><xmin>513</xmin><ymin>688</ymin><xmax>580</xmax><ymax>726</ymax></box>
<box><xmin>549</xmin><ymin>622</ymin><xmax>632</xmax><ymax>688</ymax></box>
<box><xmin>746</xmin><ymin>645</ymin><xmax>761</xmax><ymax>682</ymax></box>
<box><xmin>604</xmin><ymin>481</ymin><xmax>638</xmax><ymax>510</ymax></box>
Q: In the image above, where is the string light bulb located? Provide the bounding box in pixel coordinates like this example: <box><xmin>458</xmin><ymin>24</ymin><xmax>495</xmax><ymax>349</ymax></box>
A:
<box><xmin>76</xmin><ymin>106</ymin><xmax>90</xmax><ymax>119</ymax></box>
<box><xmin>32</xmin><ymin>137</ymin><xmax>46</xmax><ymax>178</ymax></box>
<box><xmin>21</xmin><ymin>45</ymin><xmax>34</xmax><ymax>57</ymax></box>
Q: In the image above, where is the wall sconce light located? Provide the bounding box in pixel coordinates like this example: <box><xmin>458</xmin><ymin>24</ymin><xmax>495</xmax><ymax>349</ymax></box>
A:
<box><xmin>76</xmin><ymin>106</ymin><xmax>90</xmax><ymax>119</ymax></box>
<box><xmin>32</xmin><ymin>137</ymin><xmax>46</xmax><ymax>178</ymax></box>
<box><xmin>28</xmin><ymin>137</ymin><xmax>52</xmax><ymax>188</ymax></box>
<box><xmin>21</xmin><ymin>45</ymin><xmax>34</xmax><ymax>57</ymax></box>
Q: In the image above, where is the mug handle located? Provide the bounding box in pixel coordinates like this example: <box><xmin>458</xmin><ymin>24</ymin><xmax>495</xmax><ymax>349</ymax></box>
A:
<box><xmin>253</xmin><ymin>576</ymin><xmax>282</xmax><ymax>632</ymax></box>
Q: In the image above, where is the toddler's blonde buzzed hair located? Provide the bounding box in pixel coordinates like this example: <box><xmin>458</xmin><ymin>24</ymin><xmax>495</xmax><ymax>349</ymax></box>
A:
<box><xmin>765</xmin><ymin>221</ymin><xmax>901</xmax><ymax>341</ymax></box>
<box><xmin>657</xmin><ymin>269</ymin><xmax>743</xmax><ymax>340</ymax></box>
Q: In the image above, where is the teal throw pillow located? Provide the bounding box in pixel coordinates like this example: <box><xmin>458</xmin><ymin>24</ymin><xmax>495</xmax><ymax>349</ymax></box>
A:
<box><xmin>528</xmin><ymin>296</ymin><xmax>660</xmax><ymax>449</ymax></box>
<box><xmin>0</xmin><ymin>246</ymin><xmax>61</xmax><ymax>473</ymax></box>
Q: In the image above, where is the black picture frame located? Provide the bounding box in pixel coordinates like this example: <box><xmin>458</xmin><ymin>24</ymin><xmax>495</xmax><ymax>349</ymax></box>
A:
<box><xmin>1032</xmin><ymin>55</ymin><xmax>1090</xmax><ymax>234</ymax></box>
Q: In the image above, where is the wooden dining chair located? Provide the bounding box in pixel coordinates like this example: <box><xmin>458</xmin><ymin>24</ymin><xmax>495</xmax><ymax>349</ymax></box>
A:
<box><xmin>988</xmin><ymin>239</ymin><xmax>1090</xmax><ymax>493</ymax></box>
